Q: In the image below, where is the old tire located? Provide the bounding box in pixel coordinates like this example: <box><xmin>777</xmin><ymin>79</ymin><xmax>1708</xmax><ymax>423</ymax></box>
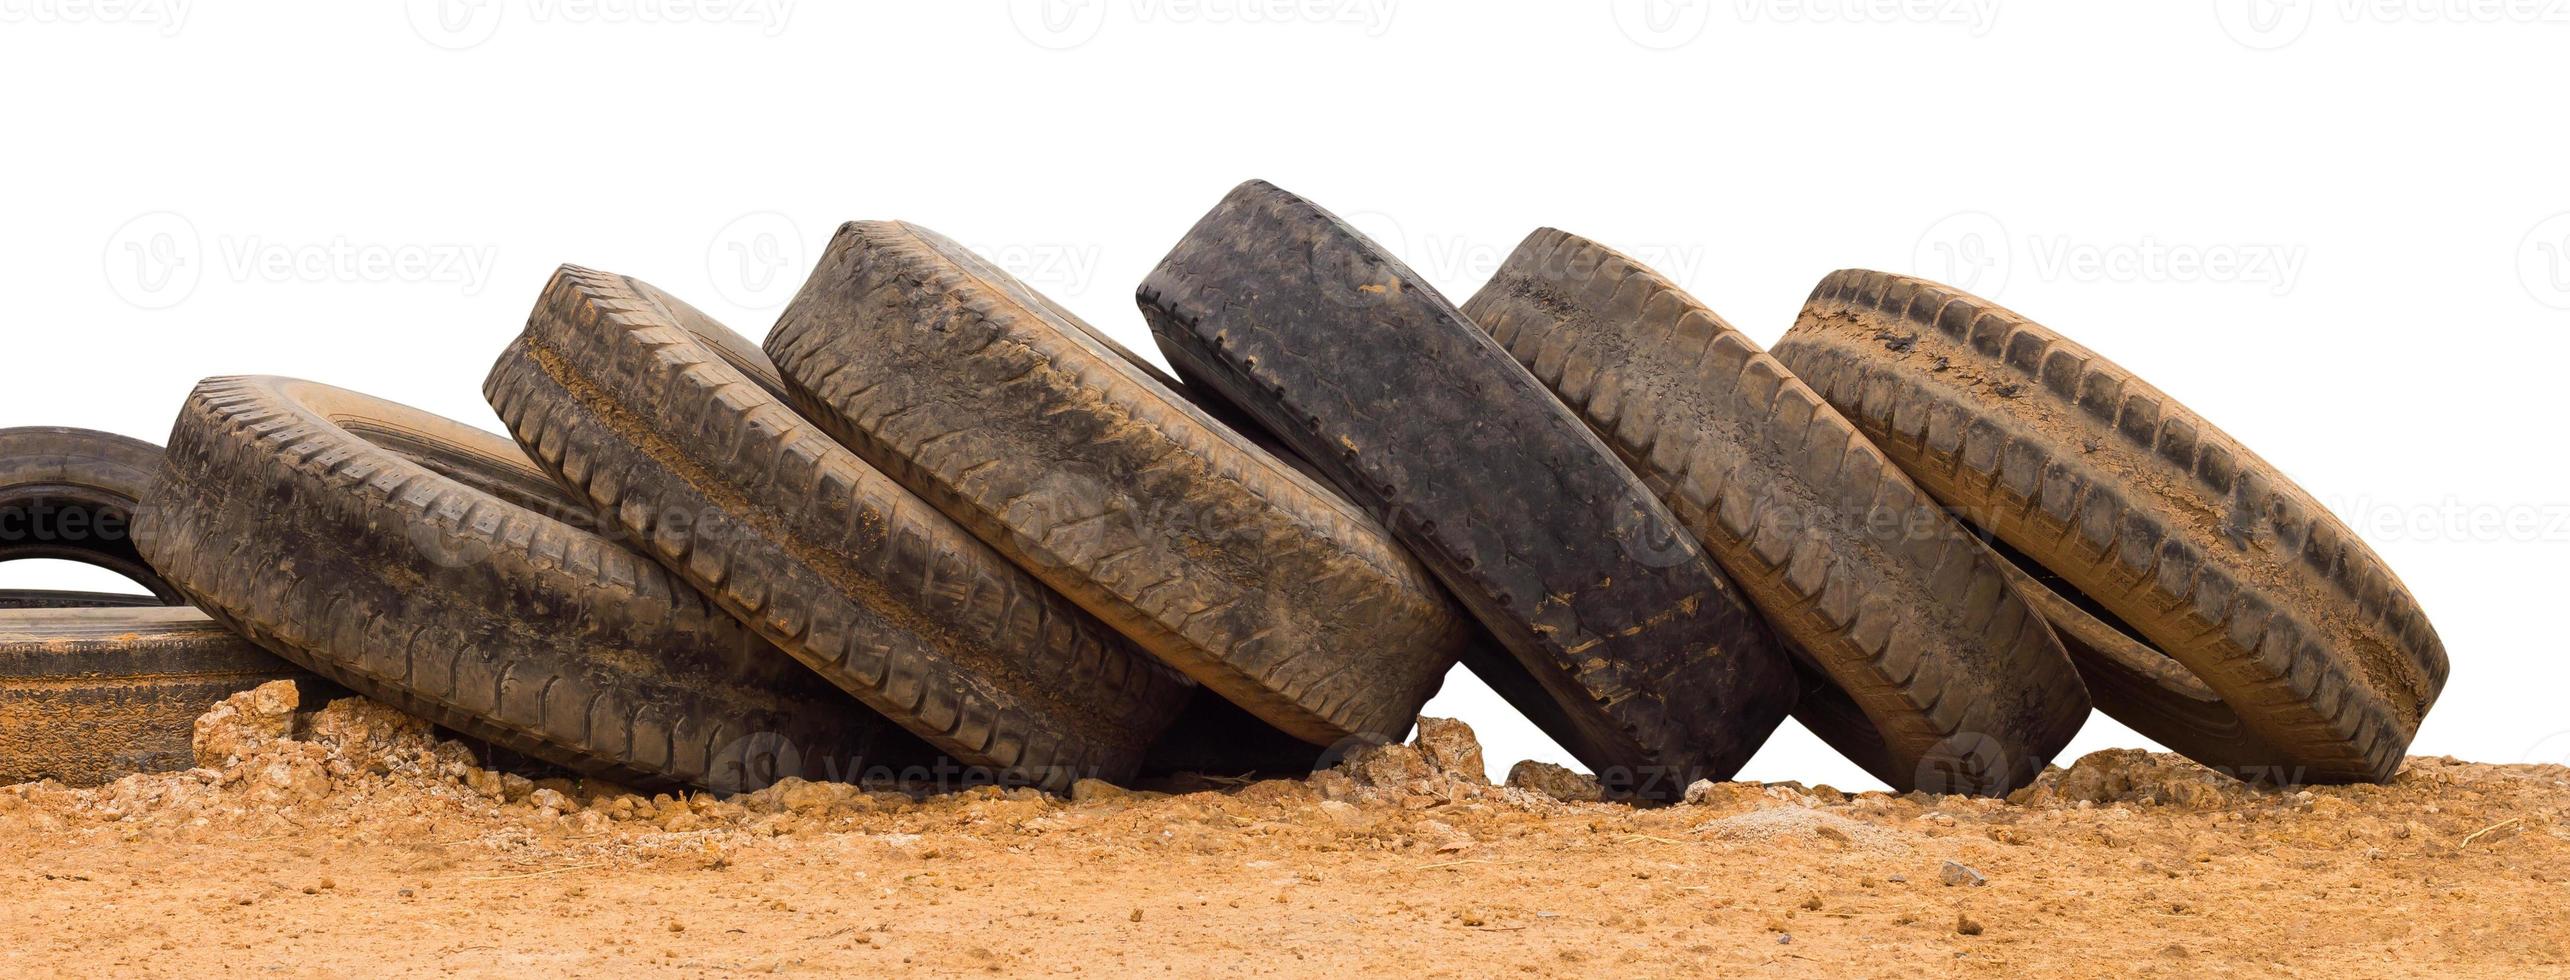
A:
<box><xmin>764</xmin><ymin>222</ymin><xmax>1470</xmax><ymax>748</ymax></box>
<box><xmin>0</xmin><ymin>590</ymin><xmax>167</xmax><ymax>610</ymax></box>
<box><xmin>1137</xmin><ymin>181</ymin><xmax>1797</xmax><ymax>798</ymax></box>
<box><xmin>1460</xmin><ymin>230</ymin><xmax>2088</xmax><ymax>795</ymax></box>
<box><xmin>0</xmin><ymin>427</ymin><xmax>185</xmax><ymax>604</ymax></box>
<box><xmin>1</xmin><ymin>607</ymin><xmax>316</xmax><ymax>785</ymax></box>
<box><xmin>132</xmin><ymin>376</ymin><xmax>933</xmax><ymax>793</ymax></box>
<box><xmin>487</xmin><ymin>267</ymin><xmax>1191</xmax><ymax>791</ymax></box>
<box><xmin>1137</xmin><ymin>688</ymin><xmax>1335</xmax><ymax>777</ymax></box>
<box><xmin>1771</xmin><ymin>271</ymin><xmax>2447</xmax><ymax>783</ymax></box>
<box><xmin>1981</xmin><ymin>537</ymin><xmax>2292</xmax><ymax>778</ymax></box>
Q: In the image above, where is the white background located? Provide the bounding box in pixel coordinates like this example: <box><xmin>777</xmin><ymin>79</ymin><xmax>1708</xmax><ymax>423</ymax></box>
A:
<box><xmin>3</xmin><ymin>1</ymin><xmax>2561</xmax><ymax>789</ymax></box>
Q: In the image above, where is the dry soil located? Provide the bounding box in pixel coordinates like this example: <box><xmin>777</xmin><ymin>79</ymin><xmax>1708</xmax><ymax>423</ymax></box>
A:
<box><xmin>1</xmin><ymin>681</ymin><xmax>2561</xmax><ymax>977</ymax></box>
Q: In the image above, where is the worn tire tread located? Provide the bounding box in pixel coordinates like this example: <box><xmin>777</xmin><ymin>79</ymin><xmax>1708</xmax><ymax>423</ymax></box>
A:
<box><xmin>1771</xmin><ymin>270</ymin><xmax>2446</xmax><ymax>782</ymax></box>
<box><xmin>1462</xmin><ymin>230</ymin><xmax>2087</xmax><ymax>794</ymax></box>
<box><xmin>134</xmin><ymin>376</ymin><xmax>922</xmax><ymax>792</ymax></box>
<box><xmin>764</xmin><ymin>222</ymin><xmax>1466</xmax><ymax>746</ymax></box>
<box><xmin>488</xmin><ymin>267</ymin><xmax>1189</xmax><ymax>789</ymax></box>
<box><xmin>1136</xmin><ymin>181</ymin><xmax>1797</xmax><ymax>797</ymax></box>
<box><xmin>0</xmin><ymin>607</ymin><xmax>314</xmax><ymax>785</ymax></box>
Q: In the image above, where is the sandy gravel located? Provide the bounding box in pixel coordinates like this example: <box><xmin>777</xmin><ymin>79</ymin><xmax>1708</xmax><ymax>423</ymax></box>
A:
<box><xmin>2</xmin><ymin>682</ymin><xmax>2562</xmax><ymax>977</ymax></box>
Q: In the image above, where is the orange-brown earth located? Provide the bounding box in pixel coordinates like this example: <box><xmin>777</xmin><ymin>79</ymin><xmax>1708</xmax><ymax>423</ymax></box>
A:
<box><xmin>1</xmin><ymin>681</ymin><xmax>2561</xmax><ymax>977</ymax></box>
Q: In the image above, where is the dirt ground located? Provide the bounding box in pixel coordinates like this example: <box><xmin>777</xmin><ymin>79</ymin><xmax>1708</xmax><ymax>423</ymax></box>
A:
<box><xmin>2</xmin><ymin>683</ymin><xmax>2563</xmax><ymax>977</ymax></box>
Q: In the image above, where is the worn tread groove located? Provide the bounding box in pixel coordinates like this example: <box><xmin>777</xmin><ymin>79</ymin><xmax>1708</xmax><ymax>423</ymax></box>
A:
<box><xmin>0</xmin><ymin>607</ymin><xmax>317</xmax><ymax>785</ymax></box>
<box><xmin>133</xmin><ymin>376</ymin><xmax>925</xmax><ymax>792</ymax></box>
<box><xmin>1771</xmin><ymin>270</ymin><xmax>2447</xmax><ymax>783</ymax></box>
<box><xmin>1135</xmin><ymin>181</ymin><xmax>1797</xmax><ymax>799</ymax></box>
<box><xmin>764</xmin><ymin>221</ymin><xmax>1468</xmax><ymax>747</ymax></box>
<box><xmin>486</xmin><ymin>267</ymin><xmax>1189</xmax><ymax>790</ymax></box>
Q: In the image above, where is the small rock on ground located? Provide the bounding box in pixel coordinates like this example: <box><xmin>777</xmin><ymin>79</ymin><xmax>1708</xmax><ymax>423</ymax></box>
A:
<box><xmin>1070</xmin><ymin>779</ymin><xmax>1128</xmax><ymax>803</ymax></box>
<box><xmin>1410</xmin><ymin>717</ymin><xmax>1486</xmax><ymax>784</ymax></box>
<box><xmin>1505</xmin><ymin>761</ymin><xmax>1601</xmax><ymax>803</ymax></box>
<box><xmin>1940</xmin><ymin>860</ymin><xmax>1987</xmax><ymax>887</ymax></box>
<box><xmin>192</xmin><ymin>679</ymin><xmax>299</xmax><ymax>768</ymax></box>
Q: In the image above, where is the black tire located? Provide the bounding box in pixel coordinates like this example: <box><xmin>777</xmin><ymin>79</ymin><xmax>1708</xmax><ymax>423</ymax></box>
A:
<box><xmin>0</xmin><ymin>590</ymin><xmax>166</xmax><ymax>610</ymax></box>
<box><xmin>0</xmin><ymin>427</ymin><xmax>185</xmax><ymax>604</ymax></box>
<box><xmin>1</xmin><ymin>607</ymin><xmax>316</xmax><ymax>786</ymax></box>
<box><xmin>1136</xmin><ymin>181</ymin><xmax>1798</xmax><ymax>798</ymax></box>
<box><xmin>1771</xmin><ymin>270</ymin><xmax>2447</xmax><ymax>783</ymax></box>
<box><xmin>132</xmin><ymin>376</ymin><xmax>934</xmax><ymax>793</ymax></box>
<box><xmin>1460</xmin><ymin>230</ymin><xmax>2088</xmax><ymax>795</ymax></box>
<box><xmin>1136</xmin><ymin>688</ymin><xmax>1333</xmax><ymax>777</ymax></box>
<box><xmin>764</xmin><ymin>222</ymin><xmax>1470</xmax><ymax>747</ymax></box>
<box><xmin>487</xmin><ymin>267</ymin><xmax>1192</xmax><ymax>791</ymax></box>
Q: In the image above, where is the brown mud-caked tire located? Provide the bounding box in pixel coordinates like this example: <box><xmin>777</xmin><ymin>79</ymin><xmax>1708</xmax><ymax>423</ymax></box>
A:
<box><xmin>0</xmin><ymin>427</ymin><xmax>187</xmax><ymax>604</ymax></box>
<box><xmin>1460</xmin><ymin>230</ymin><xmax>2088</xmax><ymax>795</ymax></box>
<box><xmin>1136</xmin><ymin>181</ymin><xmax>1798</xmax><ymax>798</ymax></box>
<box><xmin>487</xmin><ymin>268</ymin><xmax>1192</xmax><ymax>791</ymax></box>
<box><xmin>763</xmin><ymin>222</ymin><xmax>1471</xmax><ymax>748</ymax></box>
<box><xmin>0</xmin><ymin>607</ymin><xmax>314</xmax><ymax>785</ymax></box>
<box><xmin>1771</xmin><ymin>271</ymin><xmax>2448</xmax><ymax>783</ymax></box>
<box><xmin>1980</xmin><ymin>543</ymin><xmax>2290</xmax><ymax>777</ymax></box>
<box><xmin>132</xmin><ymin>376</ymin><xmax>933</xmax><ymax>793</ymax></box>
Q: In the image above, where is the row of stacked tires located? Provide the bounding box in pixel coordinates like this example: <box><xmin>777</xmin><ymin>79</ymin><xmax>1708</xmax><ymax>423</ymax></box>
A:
<box><xmin>0</xmin><ymin>181</ymin><xmax>2448</xmax><ymax>800</ymax></box>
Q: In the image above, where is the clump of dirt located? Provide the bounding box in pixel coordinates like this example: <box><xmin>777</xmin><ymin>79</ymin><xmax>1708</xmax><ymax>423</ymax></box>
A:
<box><xmin>1696</xmin><ymin>802</ymin><xmax>1912</xmax><ymax>856</ymax></box>
<box><xmin>4</xmin><ymin>682</ymin><xmax>2565</xmax><ymax>975</ymax></box>
<box><xmin>1506</xmin><ymin>759</ymin><xmax>1603</xmax><ymax>802</ymax></box>
<box><xmin>4</xmin><ymin>680</ymin><xmax>527</xmax><ymax>842</ymax></box>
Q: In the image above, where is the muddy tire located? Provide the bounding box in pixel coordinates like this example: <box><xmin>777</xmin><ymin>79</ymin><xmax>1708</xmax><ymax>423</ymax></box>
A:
<box><xmin>1460</xmin><ymin>230</ymin><xmax>2087</xmax><ymax>795</ymax></box>
<box><xmin>1136</xmin><ymin>181</ymin><xmax>1797</xmax><ymax>798</ymax></box>
<box><xmin>764</xmin><ymin>222</ymin><xmax>1470</xmax><ymax>748</ymax></box>
<box><xmin>1771</xmin><ymin>270</ymin><xmax>2447</xmax><ymax>783</ymax></box>
<box><xmin>132</xmin><ymin>376</ymin><xmax>933</xmax><ymax>793</ymax></box>
<box><xmin>0</xmin><ymin>607</ymin><xmax>316</xmax><ymax>785</ymax></box>
<box><xmin>0</xmin><ymin>427</ymin><xmax>185</xmax><ymax>604</ymax></box>
<box><xmin>487</xmin><ymin>268</ymin><xmax>1191</xmax><ymax>790</ymax></box>
<box><xmin>1978</xmin><ymin>540</ymin><xmax>2289</xmax><ymax>778</ymax></box>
